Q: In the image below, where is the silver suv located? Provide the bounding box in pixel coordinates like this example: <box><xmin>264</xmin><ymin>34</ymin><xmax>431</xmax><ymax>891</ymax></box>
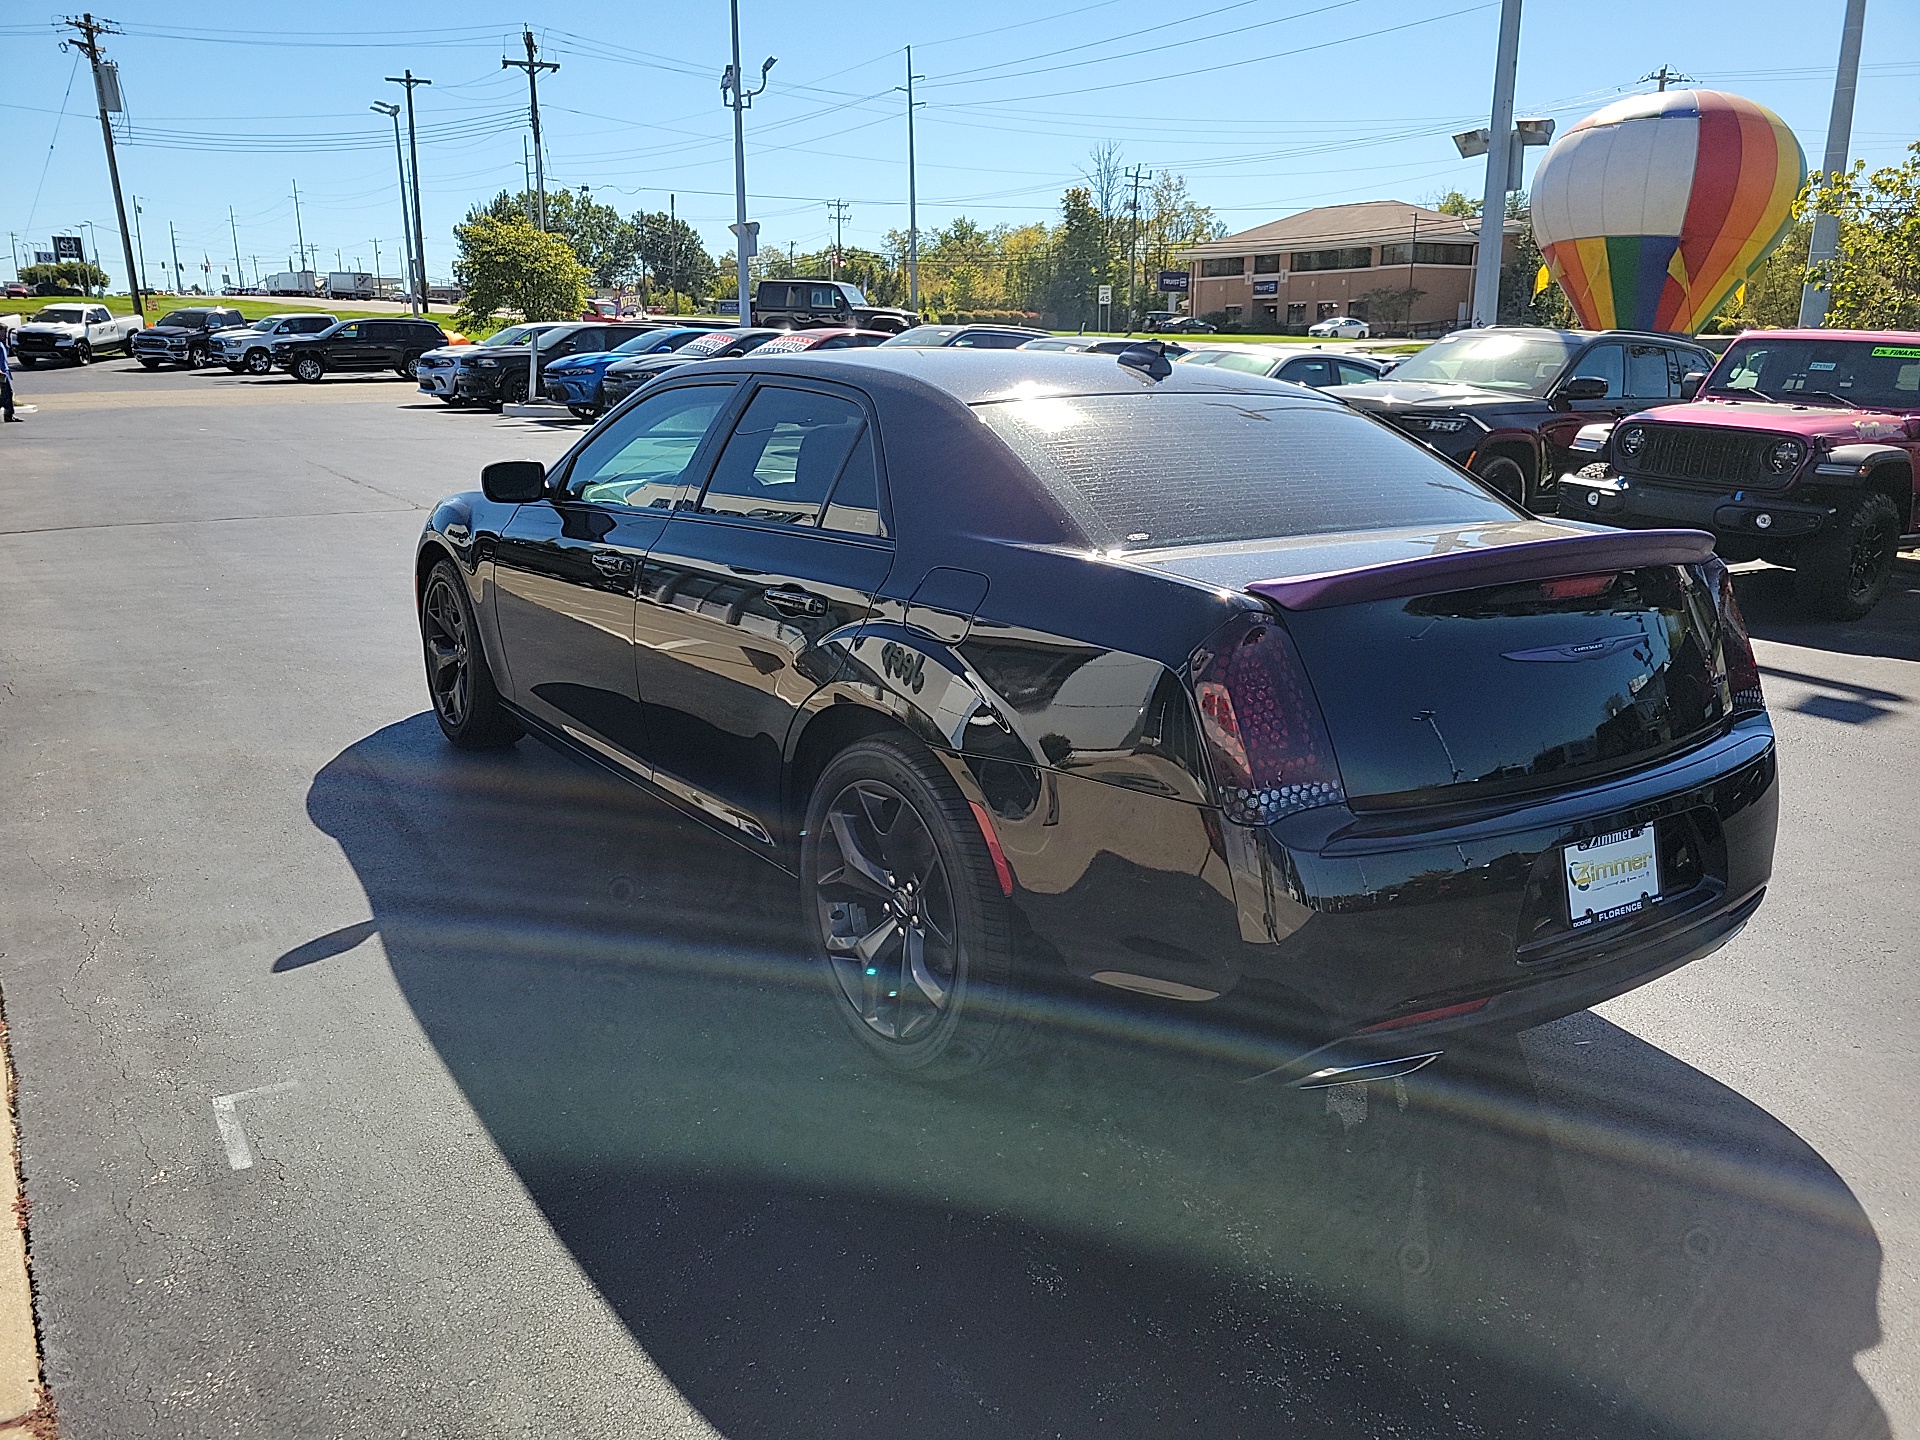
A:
<box><xmin>211</xmin><ymin>313</ymin><xmax>339</xmax><ymax>375</ymax></box>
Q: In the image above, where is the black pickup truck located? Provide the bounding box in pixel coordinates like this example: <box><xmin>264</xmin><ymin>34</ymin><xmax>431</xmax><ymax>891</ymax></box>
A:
<box><xmin>752</xmin><ymin>279</ymin><xmax>918</xmax><ymax>333</ymax></box>
<box><xmin>131</xmin><ymin>306</ymin><xmax>247</xmax><ymax>369</ymax></box>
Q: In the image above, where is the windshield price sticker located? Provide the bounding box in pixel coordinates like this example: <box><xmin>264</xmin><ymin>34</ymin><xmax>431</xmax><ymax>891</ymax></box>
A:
<box><xmin>1565</xmin><ymin>826</ymin><xmax>1659</xmax><ymax>928</ymax></box>
<box><xmin>1870</xmin><ymin>346</ymin><xmax>1920</xmax><ymax>359</ymax></box>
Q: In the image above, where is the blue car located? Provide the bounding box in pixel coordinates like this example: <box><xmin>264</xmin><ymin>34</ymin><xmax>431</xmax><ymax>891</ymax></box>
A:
<box><xmin>543</xmin><ymin>327</ymin><xmax>713</xmax><ymax>418</ymax></box>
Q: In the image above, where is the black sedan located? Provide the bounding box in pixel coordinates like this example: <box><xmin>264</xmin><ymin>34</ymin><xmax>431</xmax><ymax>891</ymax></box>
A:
<box><xmin>415</xmin><ymin>348</ymin><xmax>1776</xmax><ymax>1086</ymax></box>
<box><xmin>599</xmin><ymin>327</ymin><xmax>782</xmax><ymax>409</ymax></box>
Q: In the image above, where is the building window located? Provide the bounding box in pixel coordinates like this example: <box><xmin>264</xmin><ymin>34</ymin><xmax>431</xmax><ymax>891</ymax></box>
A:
<box><xmin>1286</xmin><ymin>302</ymin><xmax>1306</xmax><ymax>325</ymax></box>
<box><xmin>1377</xmin><ymin>241</ymin><xmax>1476</xmax><ymax>267</ymax></box>
<box><xmin>1291</xmin><ymin>247</ymin><xmax>1372</xmax><ymax>272</ymax></box>
<box><xmin>1252</xmin><ymin>254</ymin><xmax>1283</xmax><ymax>274</ymax></box>
<box><xmin>1200</xmin><ymin>256</ymin><xmax>1245</xmax><ymax>278</ymax></box>
<box><xmin>1258</xmin><ymin>304</ymin><xmax>1278</xmax><ymax>324</ymax></box>
<box><xmin>1225</xmin><ymin>305</ymin><xmax>1244</xmax><ymax>322</ymax></box>
<box><xmin>1349</xmin><ymin>300</ymin><xmax>1369</xmax><ymax>321</ymax></box>
<box><xmin>1317</xmin><ymin>301</ymin><xmax>1340</xmax><ymax>320</ymax></box>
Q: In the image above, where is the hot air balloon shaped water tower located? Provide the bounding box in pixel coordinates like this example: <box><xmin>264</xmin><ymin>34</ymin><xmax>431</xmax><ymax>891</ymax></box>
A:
<box><xmin>1530</xmin><ymin>90</ymin><xmax>1805</xmax><ymax>334</ymax></box>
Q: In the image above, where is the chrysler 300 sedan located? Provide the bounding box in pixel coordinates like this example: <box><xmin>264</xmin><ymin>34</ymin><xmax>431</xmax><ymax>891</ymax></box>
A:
<box><xmin>415</xmin><ymin>347</ymin><xmax>1777</xmax><ymax>1086</ymax></box>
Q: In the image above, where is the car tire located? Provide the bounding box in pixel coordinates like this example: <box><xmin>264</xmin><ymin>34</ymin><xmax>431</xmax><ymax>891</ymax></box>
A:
<box><xmin>292</xmin><ymin>355</ymin><xmax>325</xmax><ymax>383</ymax></box>
<box><xmin>244</xmin><ymin>349</ymin><xmax>273</xmax><ymax>376</ymax></box>
<box><xmin>137</xmin><ymin>358</ymin><xmax>158</xmax><ymax>370</ymax></box>
<box><xmin>186</xmin><ymin>343</ymin><xmax>207</xmax><ymax>369</ymax></box>
<box><xmin>496</xmin><ymin>372</ymin><xmax>526</xmax><ymax>408</ymax></box>
<box><xmin>419</xmin><ymin>559</ymin><xmax>523</xmax><ymax>750</ymax></box>
<box><xmin>123</xmin><ymin>334</ymin><xmax>138</xmax><ymax>356</ymax></box>
<box><xmin>73</xmin><ymin>341</ymin><xmax>92</xmax><ymax>365</ymax></box>
<box><xmin>399</xmin><ymin>355</ymin><xmax>420</xmax><ymax>380</ymax></box>
<box><xmin>1793</xmin><ymin>490</ymin><xmax>1900</xmax><ymax>621</ymax></box>
<box><xmin>1472</xmin><ymin>454</ymin><xmax>1529</xmax><ymax>508</ymax></box>
<box><xmin>802</xmin><ymin>736</ymin><xmax>1026</xmax><ymax>1079</ymax></box>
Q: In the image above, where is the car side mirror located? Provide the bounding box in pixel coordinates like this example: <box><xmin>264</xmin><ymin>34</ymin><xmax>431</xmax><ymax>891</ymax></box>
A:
<box><xmin>1559</xmin><ymin>375</ymin><xmax>1610</xmax><ymax>402</ymax></box>
<box><xmin>480</xmin><ymin>459</ymin><xmax>548</xmax><ymax>503</ymax></box>
<box><xmin>1680</xmin><ymin>370</ymin><xmax>1706</xmax><ymax>400</ymax></box>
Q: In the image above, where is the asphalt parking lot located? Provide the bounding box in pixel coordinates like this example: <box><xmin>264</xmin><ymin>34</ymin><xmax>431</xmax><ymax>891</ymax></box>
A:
<box><xmin>1</xmin><ymin>356</ymin><xmax>1916</xmax><ymax>1439</ymax></box>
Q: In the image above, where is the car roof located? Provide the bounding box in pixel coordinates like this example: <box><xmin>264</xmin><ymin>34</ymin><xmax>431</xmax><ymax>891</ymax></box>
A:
<box><xmin>693</xmin><ymin>347</ymin><xmax>1337</xmax><ymax>407</ymax></box>
<box><xmin>1716</xmin><ymin>327</ymin><xmax>1920</xmax><ymax>345</ymax></box>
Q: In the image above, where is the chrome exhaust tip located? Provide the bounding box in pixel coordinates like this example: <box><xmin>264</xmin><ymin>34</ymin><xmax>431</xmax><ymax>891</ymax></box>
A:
<box><xmin>1290</xmin><ymin>1051</ymin><xmax>1442</xmax><ymax>1089</ymax></box>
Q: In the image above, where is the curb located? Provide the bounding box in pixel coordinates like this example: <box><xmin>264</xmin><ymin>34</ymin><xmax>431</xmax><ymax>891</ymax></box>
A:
<box><xmin>0</xmin><ymin>1005</ymin><xmax>54</xmax><ymax>1439</ymax></box>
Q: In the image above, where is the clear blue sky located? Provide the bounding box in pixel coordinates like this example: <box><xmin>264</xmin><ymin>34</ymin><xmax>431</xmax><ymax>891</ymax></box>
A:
<box><xmin>5</xmin><ymin>1</ymin><xmax>1916</xmax><ymax>291</ymax></box>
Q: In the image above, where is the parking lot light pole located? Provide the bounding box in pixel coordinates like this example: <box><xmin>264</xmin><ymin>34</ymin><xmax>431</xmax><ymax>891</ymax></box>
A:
<box><xmin>1798</xmin><ymin>0</ymin><xmax>1868</xmax><ymax>327</ymax></box>
<box><xmin>721</xmin><ymin>1</ymin><xmax>773</xmax><ymax>327</ymax></box>
<box><xmin>1471</xmin><ymin>0</ymin><xmax>1523</xmax><ymax>327</ymax></box>
<box><xmin>900</xmin><ymin>48</ymin><xmax>924</xmax><ymax>310</ymax></box>
<box><xmin>371</xmin><ymin>102</ymin><xmax>419</xmax><ymax>317</ymax></box>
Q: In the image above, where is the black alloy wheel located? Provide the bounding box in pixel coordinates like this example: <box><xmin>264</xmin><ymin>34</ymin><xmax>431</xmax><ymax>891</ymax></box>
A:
<box><xmin>186</xmin><ymin>342</ymin><xmax>207</xmax><ymax>369</ymax></box>
<box><xmin>1472</xmin><ymin>454</ymin><xmax>1528</xmax><ymax>508</ymax></box>
<box><xmin>244</xmin><ymin>348</ymin><xmax>273</xmax><ymax>376</ymax></box>
<box><xmin>496</xmin><ymin>372</ymin><xmax>527</xmax><ymax>408</ymax></box>
<box><xmin>73</xmin><ymin>340</ymin><xmax>92</xmax><ymax>365</ymax></box>
<box><xmin>802</xmin><ymin>738</ymin><xmax>1024</xmax><ymax>1077</ymax></box>
<box><xmin>292</xmin><ymin>354</ymin><xmax>326</xmax><ymax>383</ymax></box>
<box><xmin>419</xmin><ymin>560</ymin><xmax>523</xmax><ymax>749</ymax></box>
<box><xmin>399</xmin><ymin>355</ymin><xmax>420</xmax><ymax>380</ymax></box>
<box><xmin>1795</xmin><ymin>490</ymin><xmax>1901</xmax><ymax>620</ymax></box>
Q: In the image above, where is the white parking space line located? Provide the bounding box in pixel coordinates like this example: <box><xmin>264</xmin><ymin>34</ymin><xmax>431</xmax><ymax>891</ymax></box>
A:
<box><xmin>211</xmin><ymin>1082</ymin><xmax>297</xmax><ymax>1171</ymax></box>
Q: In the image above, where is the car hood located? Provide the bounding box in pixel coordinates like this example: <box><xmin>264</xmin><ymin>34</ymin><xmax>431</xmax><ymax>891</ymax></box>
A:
<box><xmin>140</xmin><ymin>325</ymin><xmax>209</xmax><ymax>337</ymax></box>
<box><xmin>18</xmin><ymin>320</ymin><xmax>87</xmax><ymax>333</ymax></box>
<box><xmin>1323</xmin><ymin>380</ymin><xmax>1540</xmax><ymax>415</ymax></box>
<box><xmin>606</xmin><ymin>354</ymin><xmax>697</xmax><ymax>376</ymax></box>
<box><xmin>545</xmin><ymin>350</ymin><xmax>625</xmax><ymax>370</ymax></box>
<box><xmin>1624</xmin><ymin>396</ymin><xmax>1920</xmax><ymax>442</ymax></box>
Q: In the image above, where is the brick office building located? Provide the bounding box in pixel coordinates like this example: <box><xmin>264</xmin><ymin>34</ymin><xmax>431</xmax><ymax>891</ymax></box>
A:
<box><xmin>1179</xmin><ymin>200</ymin><xmax>1520</xmax><ymax>333</ymax></box>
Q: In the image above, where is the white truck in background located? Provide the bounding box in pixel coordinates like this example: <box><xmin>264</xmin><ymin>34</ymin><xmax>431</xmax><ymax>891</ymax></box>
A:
<box><xmin>326</xmin><ymin>271</ymin><xmax>378</xmax><ymax>300</ymax></box>
<box><xmin>263</xmin><ymin>270</ymin><xmax>323</xmax><ymax>297</ymax></box>
<box><xmin>8</xmin><ymin>302</ymin><xmax>144</xmax><ymax>366</ymax></box>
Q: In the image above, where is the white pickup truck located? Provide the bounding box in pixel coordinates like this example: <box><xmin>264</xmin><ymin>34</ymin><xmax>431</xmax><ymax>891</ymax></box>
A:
<box><xmin>9</xmin><ymin>302</ymin><xmax>144</xmax><ymax>366</ymax></box>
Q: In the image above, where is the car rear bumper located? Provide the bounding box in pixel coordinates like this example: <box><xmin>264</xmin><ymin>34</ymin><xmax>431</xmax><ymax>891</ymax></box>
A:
<box><xmin>1558</xmin><ymin>471</ymin><xmax>1834</xmax><ymax>542</ymax></box>
<box><xmin>951</xmin><ymin>715</ymin><xmax>1777</xmax><ymax>1080</ymax></box>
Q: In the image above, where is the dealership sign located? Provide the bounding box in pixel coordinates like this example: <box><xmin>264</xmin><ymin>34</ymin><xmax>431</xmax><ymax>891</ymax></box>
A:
<box><xmin>1157</xmin><ymin>269</ymin><xmax>1190</xmax><ymax>292</ymax></box>
<box><xmin>52</xmin><ymin>235</ymin><xmax>85</xmax><ymax>260</ymax></box>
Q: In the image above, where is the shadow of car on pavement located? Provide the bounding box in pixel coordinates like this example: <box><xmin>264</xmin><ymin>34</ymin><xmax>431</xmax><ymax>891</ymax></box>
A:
<box><xmin>1735</xmin><ymin>554</ymin><xmax>1920</xmax><ymax>664</ymax></box>
<box><xmin>296</xmin><ymin>714</ymin><xmax>1890</xmax><ymax>1440</ymax></box>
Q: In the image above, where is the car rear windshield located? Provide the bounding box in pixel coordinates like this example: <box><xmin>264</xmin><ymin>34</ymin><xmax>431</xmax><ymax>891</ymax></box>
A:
<box><xmin>1706</xmin><ymin>337</ymin><xmax>1920</xmax><ymax>410</ymax></box>
<box><xmin>1383</xmin><ymin>330</ymin><xmax>1582</xmax><ymax>395</ymax></box>
<box><xmin>879</xmin><ymin>326</ymin><xmax>961</xmax><ymax>347</ymax></box>
<box><xmin>974</xmin><ymin>392</ymin><xmax>1516</xmax><ymax>550</ymax></box>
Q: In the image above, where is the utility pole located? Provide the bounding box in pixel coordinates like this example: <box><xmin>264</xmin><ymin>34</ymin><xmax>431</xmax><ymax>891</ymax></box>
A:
<box><xmin>670</xmin><ymin>193</ymin><xmax>680</xmax><ymax>315</ymax></box>
<box><xmin>1639</xmin><ymin>65</ymin><xmax>1692</xmax><ymax>92</ymax></box>
<box><xmin>59</xmin><ymin>13</ymin><xmax>144</xmax><ymax>315</ymax></box>
<box><xmin>371</xmin><ymin>100</ymin><xmax>419</xmax><ymax>316</ymax></box>
<box><xmin>1124</xmin><ymin>164</ymin><xmax>1151</xmax><ymax>329</ymax></box>
<box><xmin>900</xmin><ymin>48</ymin><xmax>924</xmax><ymax>310</ymax></box>
<box><xmin>292</xmin><ymin>180</ymin><xmax>308</xmax><ymax>277</ymax></box>
<box><xmin>131</xmin><ymin>199</ymin><xmax>150</xmax><ymax>292</ymax></box>
<box><xmin>721</xmin><ymin>1</ymin><xmax>774</xmax><ymax>327</ymax></box>
<box><xmin>1799</xmin><ymin>0</ymin><xmax>1868</xmax><ymax>328</ymax></box>
<box><xmin>386</xmin><ymin>71</ymin><xmax>432</xmax><ymax>314</ymax></box>
<box><xmin>229</xmin><ymin>206</ymin><xmax>244</xmax><ymax>294</ymax></box>
<box><xmin>503</xmin><ymin>30</ymin><xmax>558</xmax><ymax>230</ymax></box>
<box><xmin>372</xmin><ymin>238</ymin><xmax>381</xmax><ymax>293</ymax></box>
<box><xmin>522</xmin><ymin>136</ymin><xmax>535</xmax><ymax>222</ymax></box>
<box><xmin>168</xmin><ymin>221</ymin><xmax>183</xmax><ymax>295</ymax></box>
<box><xmin>1470</xmin><ymin>0</ymin><xmax>1523</xmax><ymax>327</ymax></box>
<box><xmin>827</xmin><ymin>198</ymin><xmax>849</xmax><ymax>279</ymax></box>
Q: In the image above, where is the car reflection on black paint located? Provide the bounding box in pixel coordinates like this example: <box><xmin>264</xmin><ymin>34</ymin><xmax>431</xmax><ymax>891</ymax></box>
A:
<box><xmin>414</xmin><ymin>346</ymin><xmax>1777</xmax><ymax>1086</ymax></box>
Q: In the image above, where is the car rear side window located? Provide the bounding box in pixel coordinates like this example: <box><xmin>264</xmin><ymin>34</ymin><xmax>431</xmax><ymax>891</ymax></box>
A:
<box><xmin>974</xmin><ymin>393</ymin><xmax>1515</xmax><ymax>549</ymax></box>
<box><xmin>699</xmin><ymin>385</ymin><xmax>875</xmax><ymax>530</ymax></box>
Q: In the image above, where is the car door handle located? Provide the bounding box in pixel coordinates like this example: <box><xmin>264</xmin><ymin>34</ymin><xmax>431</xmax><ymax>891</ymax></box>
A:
<box><xmin>763</xmin><ymin>586</ymin><xmax>827</xmax><ymax>617</ymax></box>
<box><xmin>591</xmin><ymin>551</ymin><xmax>634</xmax><ymax>576</ymax></box>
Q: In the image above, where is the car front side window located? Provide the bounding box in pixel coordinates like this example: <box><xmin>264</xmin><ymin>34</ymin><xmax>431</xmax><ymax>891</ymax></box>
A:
<box><xmin>1572</xmin><ymin>344</ymin><xmax>1624</xmax><ymax>398</ymax></box>
<box><xmin>568</xmin><ymin>383</ymin><xmax>734</xmax><ymax>510</ymax></box>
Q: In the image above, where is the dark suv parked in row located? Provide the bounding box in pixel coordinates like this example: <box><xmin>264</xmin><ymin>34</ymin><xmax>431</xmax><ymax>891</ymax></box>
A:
<box><xmin>753</xmin><ymin>279</ymin><xmax>918</xmax><ymax>334</ymax></box>
<box><xmin>1326</xmin><ymin>328</ymin><xmax>1715</xmax><ymax>509</ymax></box>
<box><xmin>436</xmin><ymin>322</ymin><xmax>659</xmax><ymax>407</ymax></box>
<box><xmin>132</xmin><ymin>307</ymin><xmax>247</xmax><ymax>369</ymax></box>
<box><xmin>272</xmin><ymin>318</ymin><xmax>448</xmax><ymax>382</ymax></box>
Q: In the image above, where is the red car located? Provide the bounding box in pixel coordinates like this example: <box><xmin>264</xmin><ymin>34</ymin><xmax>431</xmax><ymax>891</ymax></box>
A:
<box><xmin>749</xmin><ymin>328</ymin><xmax>892</xmax><ymax>355</ymax></box>
<box><xmin>1560</xmin><ymin>329</ymin><xmax>1920</xmax><ymax>619</ymax></box>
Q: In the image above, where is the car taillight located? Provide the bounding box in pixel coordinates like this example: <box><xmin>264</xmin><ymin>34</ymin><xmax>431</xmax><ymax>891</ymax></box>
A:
<box><xmin>1190</xmin><ymin>613</ymin><xmax>1345</xmax><ymax>825</ymax></box>
<box><xmin>1704</xmin><ymin>558</ymin><xmax>1764</xmax><ymax>716</ymax></box>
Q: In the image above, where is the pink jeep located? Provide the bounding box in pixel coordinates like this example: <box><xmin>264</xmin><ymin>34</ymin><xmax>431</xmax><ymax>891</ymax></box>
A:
<box><xmin>1559</xmin><ymin>329</ymin><xmax>1920</xmax><ymax>618</ymax></box>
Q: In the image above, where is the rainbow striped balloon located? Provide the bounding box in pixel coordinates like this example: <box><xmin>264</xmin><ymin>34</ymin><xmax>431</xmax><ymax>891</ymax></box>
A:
<box><xmin>1530</xmin><ymin>90</ymin><xmax>1805</xmax><ymax>334</ymax></box>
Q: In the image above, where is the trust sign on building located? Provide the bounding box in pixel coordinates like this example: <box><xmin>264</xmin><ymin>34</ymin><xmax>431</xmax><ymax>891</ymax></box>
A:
<box><xmin>1179</xmin><ymin>200</ymin><xmax>1521</xmax><ymax>333</ymax></box>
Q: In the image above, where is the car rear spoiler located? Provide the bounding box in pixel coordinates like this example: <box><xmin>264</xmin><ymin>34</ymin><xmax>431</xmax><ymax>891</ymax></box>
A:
<box><xmin>1246</xmin><ymin>529</ymin><xmax>1716</xmax><ymax>611</ymax></box>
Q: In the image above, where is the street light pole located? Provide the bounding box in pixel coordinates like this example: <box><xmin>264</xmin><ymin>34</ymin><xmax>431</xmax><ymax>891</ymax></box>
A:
<box><xmin>371</xmin><ymin>101</ymin><xmax>419</xmax><ymax>316</ymax></box>
<box><xmin>1798</xmin><ymin>0</ymin><xmax>1868</xmax><ymax>328</ymax></box>
<box><xmin>901</xmin><ymin>47</ymin><xmax>924</xmax><ymax>311</ymax></box>
<box><xmin>721</xmin><ymin>1</ymin><xmax>774</xmax><ymax>327</ymax></box>
<box><xmin>386</xmin><ymin>73</ymin><xmax>432</xmax><ymax>312</ymax></box>
<box><xmin>1471</xmin><ymin>0</ymin><xmax>1523</xmax><ymax>327</ymax></box>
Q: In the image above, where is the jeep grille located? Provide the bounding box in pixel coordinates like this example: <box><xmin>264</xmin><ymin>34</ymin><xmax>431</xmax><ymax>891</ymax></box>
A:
<box><xmin>1619</xmin><ymin>426</ymin><xmax>1785</xmax><ymax>489</ymax></box>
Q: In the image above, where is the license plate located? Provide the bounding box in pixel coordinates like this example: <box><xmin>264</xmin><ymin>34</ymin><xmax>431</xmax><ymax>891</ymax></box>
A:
<box><xmin>1564</xmin><ymin>825</ymin><xmax>1658</xmax><ymax>928</ymax></box>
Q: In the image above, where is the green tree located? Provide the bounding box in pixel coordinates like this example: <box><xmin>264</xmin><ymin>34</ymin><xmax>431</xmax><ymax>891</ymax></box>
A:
<box><xmin>1429</xmin><ymin>189</ymin><xmax>1481</xmax><ymax>218</ymax></box>
<box><xmin>634</xmin><ymin>211</ymin><xmax>715</xmax><ymax>303</ymax></box>
<box><xmin>1495</xmin><ymin>194</ymin><xmax>1572</xmax><ymax>327</ymax></box>
<box><xmin>19</xmin><ymin>260</ymin><xmax>109</xmax><ymax>292</ymax></box>
<box><xmin>1045</xmin><ymin>186</ymin><xmax>1107</xmax><ymax>328</ymax></box>
<box><xmin>468</xmin><ymin>188</ymin><xmax>639</xmax><ymax>288</ymax></box>
<box><xmin>1799</xmin><ymin>142</ymin><xmax>1920</xmax><ymax>329</ymax></box>
<box><xmin>452</xmin><ymin>215</ymin><xmax>588</xmax><ymax>329</ymax></box>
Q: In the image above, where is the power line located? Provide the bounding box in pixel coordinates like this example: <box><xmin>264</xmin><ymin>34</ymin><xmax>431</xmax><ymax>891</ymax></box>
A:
<box><xmin>503</xmin><ymin>29</ymin><xmax>559</xmax><ymax>228</ymax></box>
